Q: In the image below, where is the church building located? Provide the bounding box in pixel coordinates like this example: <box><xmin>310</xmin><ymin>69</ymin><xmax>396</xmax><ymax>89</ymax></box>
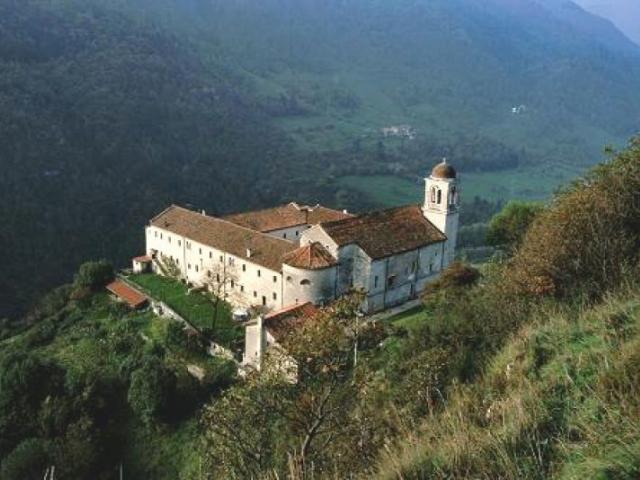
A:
<box><xmin>140</xmin><ymin>160</ymin><xmax>460</xmax><ymax>314</ymax></box>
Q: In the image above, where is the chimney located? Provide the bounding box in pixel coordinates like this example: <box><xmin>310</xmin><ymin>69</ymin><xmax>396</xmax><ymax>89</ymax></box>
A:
<box><xmin>246</xmin><ymin>248</ymin><xmax>252</xmax><ymax>258</ymax></box>
<box><xmin>201</xmin><ymin>209</ymin><xmax>206</xmax><ymax>216</ymax></box>
<box><xmin>343</xmin><ymin>209</ymin><xmax>348</xmax><ymax>214</ymax></box>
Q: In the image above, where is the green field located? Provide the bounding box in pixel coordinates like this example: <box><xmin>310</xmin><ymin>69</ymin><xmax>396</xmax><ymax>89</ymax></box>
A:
<box><xmin>337</xmin><ymin>163</ymin><xmax>585</xmax><ymax>208</ymax></box>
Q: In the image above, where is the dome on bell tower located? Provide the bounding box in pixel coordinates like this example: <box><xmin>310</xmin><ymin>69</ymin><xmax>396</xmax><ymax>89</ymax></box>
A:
<box><xmin>431</xmin><ymin>158</ymin><xmax>457</xmax><ymax>179</ymax></box>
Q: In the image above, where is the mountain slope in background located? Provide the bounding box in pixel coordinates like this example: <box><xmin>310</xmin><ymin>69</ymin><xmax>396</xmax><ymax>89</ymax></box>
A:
<box><xmin>1</xmin><ymin>0</ymin><xmax>640</xmax><ymax>319</ymax></box>
<box><xmin>574</xmin><ymin>0</ymin><xmax>640</xmax><ymax>46</ymax></box>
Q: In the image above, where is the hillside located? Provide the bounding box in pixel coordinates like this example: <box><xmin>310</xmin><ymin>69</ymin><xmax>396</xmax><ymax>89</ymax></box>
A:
<box><xmin>2</xmin><ymin>0</ymin><xmax>640</xmax><ymax>320</ymax></box>
<box><xmin>1</xmin><ymin>137</ymin><xmax>639</xmax><ymax>479</ymax></box>
<box><xmin>575</xmin><ymin>0</ymin><xmax>640</xmax><ymax>46</ymax></box>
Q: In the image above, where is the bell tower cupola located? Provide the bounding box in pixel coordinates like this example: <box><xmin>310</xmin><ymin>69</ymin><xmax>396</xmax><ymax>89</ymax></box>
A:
<box><xmin>422</xmin><ymin>158</ymin><xmax>460</xmax><ymax>267</ymax></box>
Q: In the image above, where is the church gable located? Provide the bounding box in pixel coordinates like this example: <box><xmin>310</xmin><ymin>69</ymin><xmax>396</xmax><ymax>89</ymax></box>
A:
<box><xmin>320</xmin><ymin>204</ymin><xmax>446</xmax><ymax>260</ymax></box>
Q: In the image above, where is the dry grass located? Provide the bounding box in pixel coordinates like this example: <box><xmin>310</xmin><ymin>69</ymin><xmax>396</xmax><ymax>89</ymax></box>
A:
<box><xmin>372</xmin><ymin>285</ymin><xmax>640</xmax><ymax>479</ymax></box>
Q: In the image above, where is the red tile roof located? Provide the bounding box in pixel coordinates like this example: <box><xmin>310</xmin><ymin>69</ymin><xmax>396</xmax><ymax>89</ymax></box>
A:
<box><xmin>282</xmin><ymin>242</ymin><xmax>337</xmax><ymax>270</ymax></box>
<box><xmin>223</xmin><ymin>202</ymin><xmax>352</xmax><ymax>232</ymax></box>
<box><xmin>150</xmin><ymin>205</ymin><xmax>297</xmax><ymax>271</ymax></box>
<box><xmin>264</xmin><ymin>302</ymin><xmax>319</xmax><ymax>342</ymax></box>
<box><xmin>106</xmin><ymin>280</ymin><xmax>148</xmax><ymax>309</ymax></box>
<box><xmin>133</xmin><ymin>255</ymin><xmax>152</xmax><ymax>262</ymax></box>
<box><xmin>320</xmin><ymin>204</ymin><xmax>446</xmax><ymax>259</ymax></box>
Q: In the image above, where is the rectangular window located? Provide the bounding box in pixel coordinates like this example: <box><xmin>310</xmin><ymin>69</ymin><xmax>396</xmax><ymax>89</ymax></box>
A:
<box><xmin>154</xmin><ymin>231</ymin><xmax>158</xmax><ymax>238</ymax></box>
<box><xmin>209</xmin><ymin>251</ymin><xmax>212</xmax><ymax>259</ymax></box>
<box><xmin>230</xmin><ymin>280</ymin><xmax>235</xmax><ymax>288</ymax></box>
<box><xmin>207</xmin><ymin>270</ymin><xmax>211</xmax><ymax>278</ymax></box>
<box><xmin>429</xmin><ymin>263</ymin><xmax>433</xmax><ymax>273</ymax></box>
<box><xmin>253</xmin><ymin>291</ymin><xmax>257</xmax><ymax>298</ymax></box>
<box><xmin>296</xmin><ymin>231</ymin><xmax>299</xmax><ymax>236</ymax></box>
<box><xmin>242</xmin><ymin>264</ymin><xmax>246</xmax><ymax>272</ymax></box>
<box><xmin>240</xmin><ymin>285</ymin><xmax>245</xmax><ymax>292</ymax></box>
<box><xmin>199</xmin><ymin>248</ymin><xmax>202</xmax><ymax>255</ymax></box>
<box><xmin>178</xmin><ymin>239</ymin><xmax>181</xmax><ymax>246</ymax></box>
<box><xmin>374</xmin><ymin>276</ymin><xmax>379</xmax><ymax>288</ymax></box>
<box><xmin>188</xmin><ymin>263</ymin><xmax>192</xmax><ymax>270</ymax></box>
<box><xmin>220</xmin><ymin>255</ymin><xmax>223</xmax><ymax>263</ymax></box>
<box><xmin>262</xmin><ymin>296</ymin><xmax>267</xmax><ymax>306</ymax></box>
<box><xmin>176</xmin><ymin>259</ymin><xmax>179</xmax><ymax>266</ymax></box>
<box><xmin>216</xmin><ymin>273</ymin><xmax>220</xmax><ymax>282</ymax></box>
<box><xmin>257</xmin><ymin>270</ymin><xmax>261</xmax><ymax>277</ymax></box>
<box><xmin>273</xmin><ymin>276</ymin><xmax>277</xmax><ymax>283</ymax></box>
<box><xmin>388</xmin><ymin>275</ymin><xmax>397</xmax><ymax>288</ymax></box>
<box><xmin>283</xmin><ymin>233</ymin><xmax>287</xmax><ymax>239</ymax></box>
<box><xmin>160</xmin><ymin>233</ymin><xmax>163</xmax><ymax>239</ymax></box>
<box><xmin>195</xmin><ymin>265</ymin><xmax>199</xmax><ymax>272</ymax></box>
<box><xmin>228</xmin><ymin>257</ymin><xmax>235</xmax><ymax>266</ymax></box>
<box><xmin>272</xmin><ymin>292</ymin><xmax>277</xmax><ymax>301</ymax></box>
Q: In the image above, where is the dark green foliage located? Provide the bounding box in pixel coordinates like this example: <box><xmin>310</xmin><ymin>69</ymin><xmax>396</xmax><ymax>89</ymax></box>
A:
<box><xmin>0</xmin><ymin>438</ymin><xmax>52</xmax><ymax>480</ymax></box>
<box><xmin>73</xmin><ymin>261</ymin><xmax>115</xmax><ymax>292</ymax></box>
<box><xmin>486</xmin><ymin>201</ymin><xmax>544</xmax><ymax>250</ymax></box>
<box><xmin>128</xmin><ymin>356</ymin><xmax>177</xmax><ymax>425</ymax></box>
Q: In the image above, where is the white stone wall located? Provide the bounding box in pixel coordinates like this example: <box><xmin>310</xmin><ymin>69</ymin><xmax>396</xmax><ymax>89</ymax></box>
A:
<box><xmin>145</xmin><ymin>225</ymin><xmax>285</xmax><ymax>311</ymax></box>
<box><xmin>282</xmin><ymin>264</ymin><xmax>337</xmax><ymax>306</ymax></box>
<box><xmin>300</xmin><ymin>226</ymin><xmax>340</xmax><ymax>256</ymax></box>
<box><xmin>265</xmin><ymin>224</ymin><xmax>311</xmax><ymax>242</ymax></box>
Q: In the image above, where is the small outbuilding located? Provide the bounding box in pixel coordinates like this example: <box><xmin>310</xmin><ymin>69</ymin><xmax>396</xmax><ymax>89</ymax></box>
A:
<box><xmin>132</xmin><ymin>255</ymin><xmax>152</xmax><ymax>274</ymax></box>
<box><xmin>106</xmin><ymin>280</ymin><xmax>148</xmax><ymax>309</ymax></box>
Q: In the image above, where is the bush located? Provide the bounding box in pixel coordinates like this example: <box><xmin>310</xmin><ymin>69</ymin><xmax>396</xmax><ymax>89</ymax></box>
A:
<box><xmin>127</xmin><ymin>357</ymin><xmax>177</xmax><ymax>425</ymax></box>
<box><xmin>73</xmin><ymin>261</ymin><xmax>115</xmax><ymax>292</ymax></box>
<box><xmin>507</xmin><ymin>137</ymin><xmax>640</xmax><ymax>299</ymax></box>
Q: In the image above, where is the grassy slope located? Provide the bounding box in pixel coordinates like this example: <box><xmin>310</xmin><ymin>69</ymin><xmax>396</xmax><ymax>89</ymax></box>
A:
<box><xmin>127</xmin><ymin>273</ymin><xmax>241</xmax><ymax>348</ymax></box>
<box><xmin>374</xmin><ymin>285</ymin><xmax>640</xmax><ymax>479</ymax></box>
<box><xmin>0</xmin><ymin>291</ymin><xmax>229</xmax><ymax>479</ymax></box>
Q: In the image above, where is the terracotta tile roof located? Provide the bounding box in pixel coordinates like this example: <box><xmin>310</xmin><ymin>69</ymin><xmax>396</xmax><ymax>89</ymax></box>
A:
<box><xmin>264</xmin><ymin>302</ymin><xmax>319</xmax><ymax>342</ymax></box>
<box><xmin>282</xmin><ymin>242</ymin><xmax>337</xmax><ymax>270</ymax></box>
<box><xmin>223</xmin><ymin>202</ymin><xmax>352</xmax><ymax>232</ymax></box>
<box><xmin>150</xmin><ymin>205</ymin><xmax>297</xmax><ymax>271</ymax></box>
<box><xmin>106</xmin><ymin>280</ymin><xmax>148</xmax><ymax>309</ymax></box>
<box><xmin>321</xmin><ymin>204</ymin><xmax>446</xmax><ymax>259</ymax></box>
<box><xmin>132</xmin><ymin>255</ymin><xmax>152</xmax><ymax>262</ymax></box>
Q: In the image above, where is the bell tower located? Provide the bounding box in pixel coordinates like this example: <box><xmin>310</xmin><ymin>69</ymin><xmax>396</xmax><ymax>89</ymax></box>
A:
<box><xmin>422</xmin><ymin>158</ymin><xmax>460</xmax><ymax>267</ymax></box>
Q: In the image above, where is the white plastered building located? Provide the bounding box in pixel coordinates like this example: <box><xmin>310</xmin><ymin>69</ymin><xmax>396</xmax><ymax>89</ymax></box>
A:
<box><xmin>141</xmin><ymin>160</ymin><xmax>460</xmax><ymax>315</ymax></box>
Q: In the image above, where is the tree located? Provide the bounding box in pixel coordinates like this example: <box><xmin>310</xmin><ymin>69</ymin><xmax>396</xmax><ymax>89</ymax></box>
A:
<box><xmin>127</xmin><ymin>357</ymin><xmax>177</xmax><ymax>425</ymax></box>
<box><xmin>486</xmin><ymin>201</ymin><xmax>543</xmax><ymax>251</ymax></box>
<box><xmin>201</xmin><ymin>262</ymin><xmax>238</xmax><ymax>334</ymax></box>
<box><xmin>201</xmin><ymin>294</ymin><xmax>384</xmax><ymax>477</ymax></box>
<box><xmin>73</xmin><ymin>261</ymin><xmax>115</xmax><ymax>292</ymax></box>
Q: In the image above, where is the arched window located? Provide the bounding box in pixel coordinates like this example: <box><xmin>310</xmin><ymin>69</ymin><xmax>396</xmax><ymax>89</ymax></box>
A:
<box><xmin>430</xmin><ymin>187</ymin><xmax>437</xmax><ymax>203</ymax></box>
<box><xmin>437</xmin><ymin>189</ymin><xmax>442</xmax><ymax>205</ymax></box>
<box><xmin>286</xmin><ymin>276</ymin><xmax>293</xmax><ymax>282</ymax></box>
<box><xmin>300</xmin><ymin>279</ymin><xmax>311</xmax><ymax>286</ymax></box>
<box><xmin>450</xmin><ymin>187</ymin><xmax>457</xmax><ymax>205</ymax></box>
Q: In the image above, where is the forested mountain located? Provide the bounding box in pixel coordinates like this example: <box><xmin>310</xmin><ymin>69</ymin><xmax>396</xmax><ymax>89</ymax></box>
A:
<box><xmin>1</xmin><ymin>0</ymin><xmax>640</xmax><ymax>319</ymax></box>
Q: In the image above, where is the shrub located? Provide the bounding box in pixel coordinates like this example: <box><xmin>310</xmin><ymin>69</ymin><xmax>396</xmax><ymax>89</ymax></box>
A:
<box><xmin>507</xmin><ymin>137</ymin><xmax>640</xmax><ymax>299</ymax></box>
